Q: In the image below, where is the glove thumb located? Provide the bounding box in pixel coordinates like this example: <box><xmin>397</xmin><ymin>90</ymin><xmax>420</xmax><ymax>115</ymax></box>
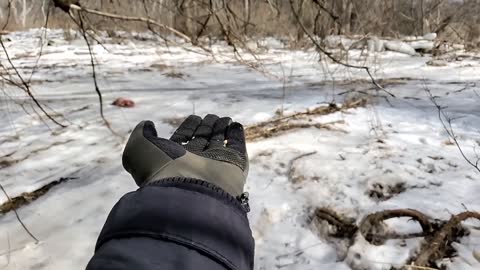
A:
<box><xmin>122</xmin><ymin>121</ymin><xmax>186</xmax><ymax>186</ymax></box>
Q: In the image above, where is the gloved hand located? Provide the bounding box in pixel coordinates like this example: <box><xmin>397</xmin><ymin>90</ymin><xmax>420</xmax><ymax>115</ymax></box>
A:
<box><xmin>122</xmin><ymin>114</ymin><xmax>248</xmax><ymax>198</ymax></box>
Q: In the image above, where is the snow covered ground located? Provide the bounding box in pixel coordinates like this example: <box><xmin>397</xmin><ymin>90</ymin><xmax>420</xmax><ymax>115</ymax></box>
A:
<box><xmin>0</xmin><ymin>29</ymin><xmax>479</xmax><ymax>269</ymax></box>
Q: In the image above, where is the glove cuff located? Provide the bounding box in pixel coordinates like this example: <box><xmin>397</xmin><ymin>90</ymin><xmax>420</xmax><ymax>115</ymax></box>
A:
<box><xmin>146</xmin><ymin>177</ymin><xmax>250</xmax><ymax>213</ymax></box>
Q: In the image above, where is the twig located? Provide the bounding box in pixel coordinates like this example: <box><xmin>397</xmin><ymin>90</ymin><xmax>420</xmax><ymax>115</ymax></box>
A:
<box><xmin>209</xmin><ymin>3</ymin><xmax>276</xmax><ymax>79</ymax></box>
<box><xmin>246</xmin><ymin>98</ymin><xmax>366</xmax><ymax>140</ymax></box>
<box><xmin>78</xmin><ymin>15</ymin><xmax>104</xmax><ymax>126</ymax></box>
<box><xmin>265</xmin><ymin>0</ymin><xmax>280</xmax><ymax>17</ymax></box>
<box><xmin>27</xmin><ymin>6</ymin><xmax>51</xmax><ymax>84</ymax></box>
<box><xmin>473</xmin><ymin>89</ymin><xmax>480</xmax><ymax>98</ymax></box>
<box><xmin>69</xmin><ymin>10</ymin><xmax>121</xmax><ymax>137</ymax></box>
<box><xmin>65</xmin><ymin>2</ymin><xmax>212</xmax><ymax>55</ymax></box>
<box><xmin>247</xmin><ymin>121</ymin><xmax>345</xmax><ymax>141</ymax></box>
<box><xmin>0</xmin><ymin>37</ymin><xmax>67</xmax><ymax>128</ymax></box>
<box><xmin>1</xmin><ymin>0</ymin><xmax>12</xmax><ymax>30</ymax></box>
<box><xmin>69</xmin><ymin>4</ymin><xmax>191</xmax><ymax>43</ymax></box>
<box><xmin>287</xmin><ymin>151</ymin><xmax>318</xmax><ymax>183</ymax></box>
<box><xmin>0</xmin><ymin>184</ymin><xmax>39</xmax><ymax>243</ymax></box>
<box><xmin>311</xmin><ymin>0</ymin><xmax>340</xmax><ymax>26</ymax></box>
<box><xmin>289</xmin><ymin>0</ymin><xmax>395</xmax><ymax>98</ymax></box>
<box><xmin>445</xmin><ymin>82</ymin><xmax>476</xmax><ymax>95</ymax></box>
<box><xmin>194</xmin><ymin>12</ymin><xmax>211</xmax><ymax>43</ymax></box>
<box><xmin>425</xmin><ymin>88</ymin><xmax>480</xmax><ymax>173</ymax></box>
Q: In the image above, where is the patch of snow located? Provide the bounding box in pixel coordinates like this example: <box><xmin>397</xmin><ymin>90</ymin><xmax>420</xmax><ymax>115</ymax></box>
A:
<box><xmin>409</xmin><ymin>40</ymin><xmax>434</xmax><ymax>51</ymax></box>
<box><xmin>422</xmin><ymin>33</ymin><xmax>437</xmax><ymax>41</ymax></box>
<box><xmin>384</xmin><ymin>41</ymin><xmax>417</xmax><ymax>56</ymax></box>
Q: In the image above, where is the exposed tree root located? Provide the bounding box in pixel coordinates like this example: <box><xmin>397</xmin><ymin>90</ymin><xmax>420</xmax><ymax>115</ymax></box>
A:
<box><xmin>312</xmin><ymin>207</ymin><xmax>358</xmax><ymax>238</ymax></box>
<box><xmin>359</xmin><ymin>209</ymin><xmax>433</xmax><ymax>245</ymax></box>
<box><xmin>413</xmin><ymin>211</ymin><xmax>480</xmax><ymax>268</ymax></box>
<box><xmin>245</xmin><ymin>98</ymin><xmax>366</xmax><ymax>141</ymax></box>
<box><xmin>0</xmin><ymin>174</ymin><xmax>78</xmax><ymax>243</ymax></box>
<box><xmin>311</xmin><ymin>207</ymin><xmax>480</xmax><ymax>269</ymax></box>
<box><xmin>0</xmin><ymin>177</ymin><xmax>77</xmax><ymax>215</ymax></box>
<box><xmin>0</xmin><ymin>140</ymin><xmax>74</xmax><ymax>169</ymax></box>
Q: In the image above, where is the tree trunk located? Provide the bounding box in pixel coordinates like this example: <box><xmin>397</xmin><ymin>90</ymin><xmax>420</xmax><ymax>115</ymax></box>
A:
<box><xmin>244</xmin><ymin>0</ymin><xmax>250</xmax><ymax>35</ymax></box>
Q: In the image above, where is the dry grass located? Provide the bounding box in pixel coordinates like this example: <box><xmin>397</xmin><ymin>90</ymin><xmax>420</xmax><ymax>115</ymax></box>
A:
<box><xmin>164</xmin><ymin>71</ymin><xmax>187</xmax><ymax>79</ymax></box>
<box><xmin>245</xmin><ymin>98</ymin><xmax>366</xmax><ymax>141</ymax></box>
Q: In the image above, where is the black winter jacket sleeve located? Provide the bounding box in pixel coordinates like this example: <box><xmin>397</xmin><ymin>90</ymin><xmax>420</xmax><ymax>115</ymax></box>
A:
<box><xmin>86</xmin><ymin>178</ymin><xmax>255</xmax><ymax>270</ymax></box>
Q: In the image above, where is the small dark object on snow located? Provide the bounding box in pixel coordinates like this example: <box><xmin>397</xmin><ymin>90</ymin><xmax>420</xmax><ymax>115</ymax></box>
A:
<box><xmin>112</xmin><ymin>98</ymin><xmax>135</xmax><ymax>108</ymax></box>
<box><xmin>53</xmin><ymin>0</ymin><xmax>81</xmax><ymax>13</ymax></box>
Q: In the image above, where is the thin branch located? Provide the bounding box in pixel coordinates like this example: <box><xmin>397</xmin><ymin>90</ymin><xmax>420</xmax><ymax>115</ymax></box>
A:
<box><xmin>445</xmin><ymin>82</ymin><xmax>476</xmax><ymax>96</ymax></box>
<box><xmin>208</xmin><ymin>3</ymin><xmax>276</xmax><ymax>79</ymax></box>
<box><xmin>289</xmin><ymin>0</ymin><xmax>395</xmax><ymax>98</ymax></box>
<box><xmin>63</xmin><ymin>2</ymin><xmax>212</xmax><ymax>55</ymax></box>
<box><xmin>245</xmin><ymin>99</ymin><xmax>366</xmax><ymax>141</ymax></box>
<box><xmin>27</xmin><ymin>5</ymin><xmax>51</xmax><ymax>84</ymax></box>
<box><xmin>311</xmin><ymin>0</ymin><xmax>341</xmax><ymax>26</ymax></box>
<box><xmin>194</xmin><ymin>13</ymin><xmax>211</xmax><ymax>43</ymax></box>
<box><xmin>78</xmin><ymin>14</ymin><xmax>104</xmax><ymax>121</ymax></box>
<box><xmin>288</xmin><ymin>151</ymin><xmax>318</xmax><ymax>183</ymax></box>
<box><xmin>69</xmin><ymin>4</ymin><xmax>191</xmax><ymax>43</ymax></box>
<box><xmin>1</xmin><ymin>0</ymin><xmax>12</xmax><ymax>30</ymax></box>
<box><xmin>0</xmin><ymin>37</ymin><xmax>67</xmax><ymax>127</ymax></box>
<box><xmin>474</xmin><ymin>89</ymin><xmax>480</xmax><ymax>98</ymax></box>
<box><xmin>72</xmin><ymin>11</ymin><xmax>121</xmax><ymax>137</ymax></box>
<box><xmin>265</xmin><ymin>0</ymin><xmax>280</xmax><ymax>17</ymax></box>
<box><xmin>141</xmin><ymin>0</ymin><xmax>159</xmax><ymax>42</ymax></box>
<box><xmin>425</xmin><ymin>88</ymin><xmax>480</xmax><ymax>173</ymax></box>
<box><xmin>0</xmin><ymin>184</ymin><xmax>39</xmax><ymax>243</ymax></box>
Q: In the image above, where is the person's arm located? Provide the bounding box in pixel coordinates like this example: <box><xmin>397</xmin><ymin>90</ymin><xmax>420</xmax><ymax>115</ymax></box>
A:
<box><xmin>86</xmin><ymin>115</ymin><xmax>254</xmax><ymax>270</ymax></box>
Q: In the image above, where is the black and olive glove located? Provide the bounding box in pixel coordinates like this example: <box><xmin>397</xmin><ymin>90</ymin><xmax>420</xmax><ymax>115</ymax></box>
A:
<box><xmin>122</xmin><ymin>114</ymin><xmax>248</xmax><ymax>197</ymax></box>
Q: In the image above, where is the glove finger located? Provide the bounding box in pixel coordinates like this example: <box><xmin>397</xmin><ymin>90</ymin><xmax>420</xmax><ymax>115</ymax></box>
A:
<box><xmin>170</xmin><ymin>115</ymin><xmax>202</xmax><ymax>143</ymax></box>
<box><xmin>225</xmin><ymin>122</ymin><xmax>246</xmax><ymax>154</ymax></box>
<box><xmin>207</xmin><ymin>117</ymin><xmax>232</xmax><ymax>149</ymax></box>
<box><xmin>185</xmin><ymin>114</ymin><xmax>219</xmax><ymax>152</ymax></box>
<box><xmin>143</xmin><ymin>121</ymin><xmax>186</xmax><ymax>157</ymax></box>
<box><xmin>193</xmin><ymin>114</ymin><xmax>219</xmax><ymax>138</ymax></box>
